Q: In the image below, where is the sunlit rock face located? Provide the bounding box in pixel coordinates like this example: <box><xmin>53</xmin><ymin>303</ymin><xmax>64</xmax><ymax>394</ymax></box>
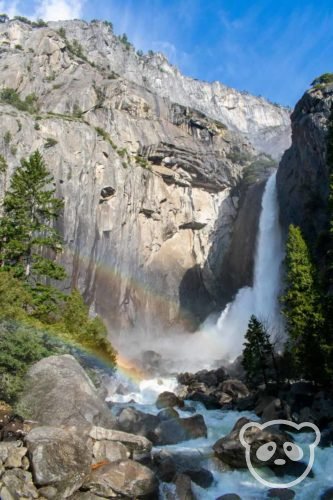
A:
<box><xmin>277</xmin><ymin>85</ymin><xmax>333</xmax><ymax>243</ymax></box>
<box><xmin>0</xmin><ymin>19</ymin><xmax>291</xmax><ymax>332</ymax></box>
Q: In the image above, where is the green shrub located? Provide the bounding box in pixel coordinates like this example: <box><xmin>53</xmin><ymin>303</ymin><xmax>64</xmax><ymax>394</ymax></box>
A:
<box><xmin>4</xmin><ymin>131</ymin><xmax>11</xmax><ymax>145</ymax></box>
<box><xmin>0</xmin><ymin>320</ymin><xmax>58</xmax><ymax>403</ymax></box>
<box><xmin>311</xmin><ymin>73</ymin><xmax>333</xmax><ymax>88</ymax></box>
<box><xmin>118</xmin><ymin>33</ymin><xmax>132</xmax><ymax>51</ymax></box>
<box><xmin>242</xmin><ymin>156</ymin><xmax>277</xmax><ymax>186</ymax></box>
<box><xmin>226</xmin><ymin>148</ymin><xmax>252</xmax><ymax>165</ymax></box>
<box><xmin>57</xmin><ymin>27</ymin><xmax>66</xmax><ymax>39</ymax></box>
<box><xmin>103</xmin><ymin>20</ymin><xmax>113</xmax><ymax>30</ymax></box>
<box><xmin>73</xmin><ymin>103</ymin><xmax>83</xmax><ymax>118</ymax></box>
<box><xmin>66</xmin><ymin>38</ymin><xmax>87</xmax><ymax>61</ymax></box>
<box><xmin>32</xmin><ymin>19</ymin><xmax>48</xmax><ymax>28</ymax></box>
<box><xmin>0</xmin><ymin>14</ymin><xmax>9</xmax><ymax>23</ymax></box>
<box><xmin>44</xmin><ymin>137</ymin><xmax>58</xmax><ymax>148</ymax></box>
<box><xmin>95</xmin><ymin>127</ymin><xmax>117</xmax><ymax>149</ymax></box>
<box><xmin>0</xmin><ymin>272</ymin><xmax>32</xmax><ymax>321</ymax></box>
<box><xmin>14</xmin><ymin>16</ymin><xmax>32</xmax><ymax>25</ymax></box>
<box><xmin>0</xmin><ymin>154</ymin><xmax>7</xmax><ymax>173</ymax></box>
<box><xmin>15</xmin><ymin>44</ymin><xmax>23</xmax><ymax>50</ymax></box>
<box><xmin>60</xmin><ymin>289</ymin><xmax>117</xmax><ymax>364</ymax></box>
<box><xmin>0</xmin><ymin>88</ymin><xmax>39</xmax><ymax>113</ymax></box>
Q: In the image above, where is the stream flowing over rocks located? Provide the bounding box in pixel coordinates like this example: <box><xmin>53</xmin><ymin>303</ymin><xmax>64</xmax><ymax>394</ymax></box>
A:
<box><xmin>1</xmin><ymin>354</ymin><xmax>332</xmax><ymax>499</ymax></box>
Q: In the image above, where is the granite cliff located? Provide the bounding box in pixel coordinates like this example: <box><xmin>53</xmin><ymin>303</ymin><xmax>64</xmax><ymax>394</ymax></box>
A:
<box><xmin>277</xmin><ymin>83</ymin><xmax>333</xmax><ymax>244</ymax></box>
<box><xmin>0</xmin><ymin>18</ymin><xmax>291</xmax><ymax>332</ymax></box>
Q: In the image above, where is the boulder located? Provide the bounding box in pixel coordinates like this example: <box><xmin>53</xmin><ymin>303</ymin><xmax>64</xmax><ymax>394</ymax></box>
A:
<box><xmin>255</xmin><ymin>394</ymin><xmax>277</xmax><ymax>416</ymax></box>
<box><xmin>156</xmin><ymin>391</ymin><xmax>184</xmax><ymax>409</ymax></box>
<box><xmin>153</xmin><ymin>414</ymin><xmax>207</xmax><ymax>445</ymax></box>
<box><xmin>92</xmin><ymin>440</ymin><xmax>128</xmax><ymax>463</ymax></box>
<box><xmin>321</xmin><ymin>488</ymin><xmax>333</xmax><ymax>500</ymax></box>
<box><xmin>153</xmin><ymin>454</ymin><xmax>177</xmax><ymax>482</ymax></box>
<box><xmin>220</xmin><ymin>379</ymin><xmax>249</xmax><ymax>400</ymax></box>
<box><xmin>0</xmin><ymin>469</ymin><xmax>39</xmax><ymax>499</ymax></box>
<box><xmin>25</xmin><ymin>426</ymin><xmax>91</xmax><ymax>492</ymax></box>
<box><xmin>83</xmin><ymin>460</ymin><xmax>158</xmax><ymax>498</ymax></box>
<box><xmin>158</xmin><ymin>408</ymin><xmax>180</xmax><ymax>421</ymax></box>
<box><xmin>0</xmin><ymin>441</ymin><xmax>27</xmax><ymax>469</ymax></box>
<box><xmin>187</xmin><ymin>391</ymin><xmax>221</xmax><ymax>410</ymax></box>
<box><xmin>267</xmin><ymin>488</ymin><xmax>295</xmax><ymax>499</ymax></box>
<box><xmin>152</xmin><ymin>448</ymin><xmax>206</xmax><ymax>472</ymax></box>
<box><xmin>178</xmin><ymin>367</ymin><xmax>226</xmax><ymax>388</ymax></box>
<box><xmin>174</xmin><ymin>473</ymin><xmax>195</xmax><ymax>500</ymax></box>
<box><xmin>18</xmin><ymin>355</ymin><xmax>116</xmax><ymax>428</ymax></box>
<box><xmin>216</xmin><ymin>495</ymin><xmax>241</xmax><ymax>500</ymax></box>
<box><xmin>183</xmin><ymin>468</ymin><xmax>214</xmax><ymax>488</ymax></box>
<box><xmin>38</xmin><ymin>486</ymin><xmax>59</xmax><ymax>499</ymax></box>
<box><xmin>69</xmin><ymin>493</ymin><xmax>109</xmax><ymax>500</ymax></box>
<box><xmin>0</xmin><ymin>441</ymin><xmax>27</xmax><ymax>468</ymax></box>
<box><xmin>213</xmin><ymin>417</ymin><xmax>290</xmax><ymax>468</ymax></box>
<box><xmin>88</xmin><ymin>426</ymin><xmax>152</xmax><ymax>458</ymax></box>
<box><xmin>117</xmin><ymin>407</ymin><xmax>159</xmax><ymax>439</ymax></box>
<box><xmin>261</xmin><ymin>398</ymin><xmax>291</xmax><ymax>423</ymax></box>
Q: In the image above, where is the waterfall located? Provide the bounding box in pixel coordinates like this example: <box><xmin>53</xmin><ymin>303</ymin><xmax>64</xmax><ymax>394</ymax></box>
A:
<box><xmin>210</xmin><ymin>171</ymin><xmax>285</xmax><ymax>360</ymax></box>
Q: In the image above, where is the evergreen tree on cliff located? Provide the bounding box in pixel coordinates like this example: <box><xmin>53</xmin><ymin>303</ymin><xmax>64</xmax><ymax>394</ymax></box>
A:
<box><xmin>242</xmin><ymin>315</ymin><xmax>273</xmax><ymax>385</ymax></box>
<box><xmin>0</xmin><ymin>150</ymin><xmax>66</xmax><ymax>318</ymax></box>
<box><xmin>281</xmin><ymin>224</ymin><xmax>325</xmax><ymax>382</ymax></box>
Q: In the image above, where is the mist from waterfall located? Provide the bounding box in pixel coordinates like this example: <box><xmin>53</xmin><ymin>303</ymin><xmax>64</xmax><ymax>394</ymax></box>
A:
<box><xmin>209</xmin><ymin>170</ymin><xmax>285</xmax><ymax>360</ymax></box>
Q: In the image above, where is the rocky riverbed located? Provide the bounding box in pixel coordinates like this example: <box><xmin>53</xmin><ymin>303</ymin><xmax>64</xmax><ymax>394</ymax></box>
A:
<box><xmin>1</xmin><ymin>354</ymin><xmax>333</xmax><ymax>499</ymax></box>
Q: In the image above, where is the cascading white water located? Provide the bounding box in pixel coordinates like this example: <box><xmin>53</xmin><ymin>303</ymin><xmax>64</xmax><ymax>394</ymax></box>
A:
<box><xmin>212</xmin><ymin>171</ymin><xmax>284</xmax><ymax>360</ymax></box>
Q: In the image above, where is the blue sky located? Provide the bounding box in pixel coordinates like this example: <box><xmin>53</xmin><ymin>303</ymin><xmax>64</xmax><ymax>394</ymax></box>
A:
<box><xmin>1</xmin><ymin>0</ymin><xmax>333</xmax><ymax>106</ymax></box>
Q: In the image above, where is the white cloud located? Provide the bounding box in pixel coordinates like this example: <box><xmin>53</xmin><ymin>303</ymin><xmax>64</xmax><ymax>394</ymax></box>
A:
<box><xmin>0</xmin><ymin>0</ymin><xmax>20</xmax><ymax>17</ymax></box>
<box><xmin>34</xmin><ymin>0</ymin><xmax>85</xmax><ymax>21</ymax></box>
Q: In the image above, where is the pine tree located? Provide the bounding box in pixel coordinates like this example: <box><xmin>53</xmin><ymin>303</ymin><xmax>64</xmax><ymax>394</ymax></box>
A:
<box><xmin>281</xmin><ymin>224</ymin><xmax>325</xmax><ymax>381</ymax></box>
<box><xmin>0</xmin><ymin>151</ymin><xmax>66</xmax><ymax>318</ymax></box>
<box><xmin>0</xmin><ymin>150</ymin><xmax>64</xmax><ymax>276</ymax></box>
<box><xmin>242</xmin><ymin>315</ymin><xmax>273</xmax><ymax>386</ymax></box>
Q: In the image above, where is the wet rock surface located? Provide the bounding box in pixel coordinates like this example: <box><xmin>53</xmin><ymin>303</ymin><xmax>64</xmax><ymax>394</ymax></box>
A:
<box><xmin>213</xmin><ymin>417</ymin><xmax>291</xmax><ymax>468</ymax></box>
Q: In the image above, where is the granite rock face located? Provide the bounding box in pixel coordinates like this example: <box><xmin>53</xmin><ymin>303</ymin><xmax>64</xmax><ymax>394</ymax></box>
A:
<box><xmin>277</xmin><ymin>85</ymin><xmax>333</xmax><ymax>242</ymax></box>
<box><xmin>48</xmin><ymin>20</ymin><xmax>291</xmax><ymax>160</ymax></box>
<box><xmin>0</xmin><ymin>19</ymin><xmax>291</xmax><ymax>332</ymax></box>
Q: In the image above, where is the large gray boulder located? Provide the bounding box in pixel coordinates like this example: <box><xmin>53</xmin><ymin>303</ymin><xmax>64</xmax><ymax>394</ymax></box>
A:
<box><xmin>25</xmin><ymin>426</ymin><xmax>91</xmax><ymax>494</ymax></box>
<box><xmin>0</xmin><ymin>469</ymin><xmax>39</xmax><ymax>499</ymax></box>
<box><xmin>88</xmin><ymin>426</ymin><xmax>152</xmax><ymax>459</ymax></box>
<box><xmin>213</xmin><ymin>417</ymin><xmax>289</xmax><ymax>468</ymax></box>
<box><xmin>18</xmin><ymin>355</ymin><xmax>116</xmax><ymax>428</ymax></box>
<box><xmin>153</xmin><ymin>414</ymin><xmax>207</xmax><ymax>445</ymax></box>
<box><xmin>83</xmin><ymin>460</ymin><xmax>158</xmax><ymax>498</ymax></box>
<box><xmin>116</xmin><ymin>407</ymin><xmax>159</xmax><ymax>439</ymax></box>
<box><xmin>156</xmin><ymin>391</ymin><xmax>184</xmax><ymax>410</ymax></box>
